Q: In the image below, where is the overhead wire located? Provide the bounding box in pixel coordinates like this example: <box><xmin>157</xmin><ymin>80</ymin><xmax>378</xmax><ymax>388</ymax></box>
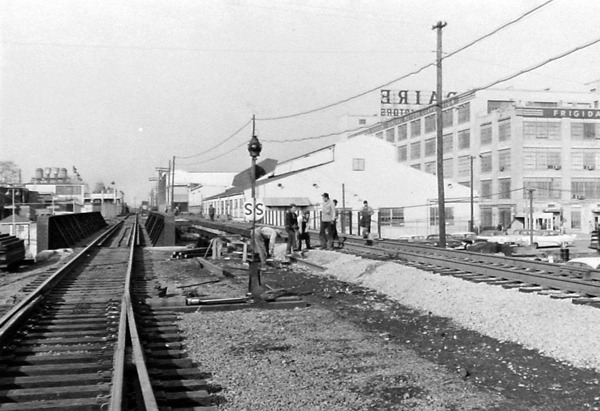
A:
<box><xmin>256</xmin><ymin>0</ymin><xmax>555</xmax><ymax>122</ymax></box>
<box><xmin>176</xmin><ymin>119</ymin><xmax>251</xmax><ymax>160</ymax></box>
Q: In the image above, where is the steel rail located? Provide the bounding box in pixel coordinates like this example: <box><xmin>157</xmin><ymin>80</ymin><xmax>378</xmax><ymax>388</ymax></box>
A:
<box><xmin>340</xmin><ymin>239</ymin><xmax>600</xmax><ymax>297</ymax></box>
<box><xmin>0</xmin><ymin>218</ymin><xmax>125</xmax><ymax>348</ymax></box>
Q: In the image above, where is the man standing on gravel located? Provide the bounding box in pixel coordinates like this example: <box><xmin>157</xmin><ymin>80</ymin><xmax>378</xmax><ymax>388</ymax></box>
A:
<box><xmin>320</xmin><ymin>193</ymin><xmax>335</xmax><ymax>250</ymax></box>
<box><xmin>284</xmin><ymin>203</ymin><xmax>299</xmax><ymax>256</ymax></box>
<box><xmin>360</xmin><ymin>200</ymin><xmax>374</xmax><ymax>239</ymax></box>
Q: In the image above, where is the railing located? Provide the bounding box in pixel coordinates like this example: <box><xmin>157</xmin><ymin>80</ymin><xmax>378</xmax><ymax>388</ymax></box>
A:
<box><xmin>144</xmin><ymin>212</ymin><xmax>176</xmax><ymax>246</ymax></box>
<box><xmin>36</xmin><ymin>212</ymin><xmax>107</xmax><ymax>251</ymax></box>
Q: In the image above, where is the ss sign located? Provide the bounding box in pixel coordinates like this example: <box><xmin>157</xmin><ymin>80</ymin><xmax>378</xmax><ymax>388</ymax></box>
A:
<box><xmin>243</xmin><ymin>200</ymin><xmax>265</xmax><ymax>221</ymax></box>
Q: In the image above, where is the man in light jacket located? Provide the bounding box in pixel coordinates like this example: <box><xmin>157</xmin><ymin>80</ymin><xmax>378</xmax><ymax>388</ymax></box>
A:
<box><xmin>320</xmin><ymin>193</ymin><xmax>335</xmax><ymax>250</ymax></box>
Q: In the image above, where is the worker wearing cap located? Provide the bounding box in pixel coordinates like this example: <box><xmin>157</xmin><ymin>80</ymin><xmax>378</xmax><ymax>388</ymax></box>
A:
<box><xmin>253</xmin><ymin>226</ymin><xmax>281</xmax><ymax>270</ymax></box>
<box><xmin>320</xmin><ymin>193</ymin><xmax>335</xmax><ymax>250</ymax></box>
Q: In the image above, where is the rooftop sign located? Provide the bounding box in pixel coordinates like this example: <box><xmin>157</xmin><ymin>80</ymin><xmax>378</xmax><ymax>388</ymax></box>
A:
<box><xmin>517</xmin><ymin>107</ymin><xmax>600</xmax><ymax>119</ymax></box>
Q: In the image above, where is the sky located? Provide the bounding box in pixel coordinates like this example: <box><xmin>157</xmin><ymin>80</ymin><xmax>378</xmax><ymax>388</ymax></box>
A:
<box><xmin>1</xmin><ymin>0</ymin><xmax>600</xmax><ymax>206</ymax></box>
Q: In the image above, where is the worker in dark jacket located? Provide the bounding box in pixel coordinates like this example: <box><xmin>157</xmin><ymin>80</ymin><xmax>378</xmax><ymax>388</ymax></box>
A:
<box><xmin>298</xmin><ymin>209</ymin><xmax>312</xmax><ymax>250</ymax></box>
<box><xmin>284</xmin><ymin>203</ymin><xmax>298</xmax><ymax>255</ymax></box>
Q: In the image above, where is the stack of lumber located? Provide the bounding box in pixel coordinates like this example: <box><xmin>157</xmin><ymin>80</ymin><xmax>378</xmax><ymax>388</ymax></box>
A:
<box><xmin>171</xmin><ymin>247</ymin><xmax>210</xmax><ymax>259</ymax></box>
<box><xmin>0</xmin><ymin>234</ymin><xmax>25</xmax><ymax>269</ymax></box>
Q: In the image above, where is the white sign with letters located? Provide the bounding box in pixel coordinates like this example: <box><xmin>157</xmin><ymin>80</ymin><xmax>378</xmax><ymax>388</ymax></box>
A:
<box><xmin>243</xmin><ymin>199</ymin><xmax>265</xmax><ymax>221</ymax></box>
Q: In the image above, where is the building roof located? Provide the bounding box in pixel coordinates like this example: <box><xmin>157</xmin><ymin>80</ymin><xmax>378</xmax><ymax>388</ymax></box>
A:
<box><xmin>230</xmin><ymin>158</ymin><xmax>278</xmax><ymax>188</ymax></box>
<box><xmin>0</xmin><ymin>214</ymin><xmax>30</xmax><ymax>224</ymax></box>
<box><xmin>263</xmin><ymin>197</ymin><xmax>312</xmax><ymax>207</ymax></box>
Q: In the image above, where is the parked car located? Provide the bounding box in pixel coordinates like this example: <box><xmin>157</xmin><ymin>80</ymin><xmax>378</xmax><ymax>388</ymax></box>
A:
<box><xmin>476</xmin><ymin>230</ymin><xmax>513</xmax><ymax>244</ymax></box>
<box><xmin>563</xmin><ymin>257</ymin><xmax>600</xmax><ymax>270</ymax></box>
<box><xmin>424</xmin><ymin>234</ymin><xmax>464</xmax><ymax>249</ymax></box>
<box><xmin>450</xmin><ymin>231</ymin><xmax>479</xmax><ymax>244</ymax></box>
<box><xmin>512</xmin><ymin>230</ymin><xmax>576</xmax><ymax>248</ymax></box>
<box><xmin>397</xmin><ymin>234</ymin><xmax>426</xmax><ymax>243</ymax></box>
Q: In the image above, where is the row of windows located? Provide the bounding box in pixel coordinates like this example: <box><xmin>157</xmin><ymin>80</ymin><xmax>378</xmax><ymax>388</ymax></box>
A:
<box><xmin>523</xmin><ymin>121</ymin><xmax>600</xmax><ymax>140</ymax></box>
<box><xmin>401</xmin><ymin>146</ymin><xmax>600</xmax><ymax>174</ymax></box>
<box><xmin>380</xmin><ymin>114</ymin><xmax>600</xmax><ymax>148</ymax></box>
<box><xmin>377</xmin><ymin>103</ymin><xmax>471</xmax><ymax>142</ymax></box>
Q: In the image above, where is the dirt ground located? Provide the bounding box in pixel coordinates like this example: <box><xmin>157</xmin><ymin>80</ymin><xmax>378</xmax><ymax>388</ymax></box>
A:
<box><xmin>147</xmin><ymin>248</ymin><xmax>600</xmax><ymax>411</ymax></box>
<box><xmin>2</xmin><ymin>246</ymin><xmax>599</xmax><ymax>410</ymax></box>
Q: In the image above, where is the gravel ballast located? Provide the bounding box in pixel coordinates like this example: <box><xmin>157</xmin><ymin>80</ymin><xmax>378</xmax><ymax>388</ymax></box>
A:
<box><xmin>302</xmin><ymin>251</ymin><xmax>600</xmax><ymax>372</ymax></box>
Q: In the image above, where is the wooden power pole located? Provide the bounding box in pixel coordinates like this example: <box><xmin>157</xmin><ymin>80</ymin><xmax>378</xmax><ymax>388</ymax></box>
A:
<box><xmin>433</xmin><ymin>21</ymin><xmax>447</xmax><ymax>247</ymax></box>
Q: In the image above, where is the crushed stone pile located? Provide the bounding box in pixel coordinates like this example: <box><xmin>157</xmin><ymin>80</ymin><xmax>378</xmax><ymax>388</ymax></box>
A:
<box><xmin>303</xmin><ymin>250</ymin><xmax>600</xmax><ymax>372</ymax></box>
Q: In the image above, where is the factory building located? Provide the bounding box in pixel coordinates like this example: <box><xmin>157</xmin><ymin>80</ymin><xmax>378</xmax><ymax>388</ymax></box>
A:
<box><xmin>354</xmin><ymin>88</ymin><xmax>600</xmax><ymax>234</ymax></box>
<box><xmin>204</xmin><ymin>135</ymin><xmax>474</xmax><ymax>239</ymax></box>
<box><xmin>24</xmin><ymin>167</ymin><xmax>86</xmax><ymax>215</ymax></box>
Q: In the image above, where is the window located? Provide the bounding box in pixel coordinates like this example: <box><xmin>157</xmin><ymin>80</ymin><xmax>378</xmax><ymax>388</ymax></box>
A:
<box><xmin>398</xmin><ymin>124</ymin><xmax>408</xmax><ymax>141</ymax></box>
<box><xmin>488</xmin><ymin>100</ymin><xmax>513</xmax><ymax>113</ymax></box>
<box><xmin>571</xmin><ymin>210</ymin><xmax>581</xmax><ymax>229</ymax></box>
<box><xmin>499</xmin><ymin>179</ymin><xmax>511</xmax><ymax>199</ymax></box>
<box><xmin>458</xmin><ymin>129</ymin><xmax>470</xmax><ymax>149</ymax></box>
<box><xmin>425</xmin><ymin>114</ymin><xmax>436</xmax><ymax>133</ymax></box>
<box><xmin>571</xmin><ymin>179</ymin><xmax>600</xmax><ymax>199</ymax></box>
<box><xmin>480</xmin><ymin>154</ymin><xmax>492</xmax><ymax>173</ymax></box>
<box><xmin>499</xmin><ymin>208</ymin><xmax>512</xmax><ymax>228</ymax></box>
<box><xmin>425</xmin><ymin>161</ymin><xmax>436</xmax><ymax>175</ymax></box>
<box><xmin>523</xmin><ymin>120</ymin><xmax>561</xmax><ymax>140</ymax></box>
<box><xmin>443</xmin><ymin>133</ymin><xmax>453</xmax><ymax>153</ymax></box>
<box><xmin>583</xmin><ymin>152</ymin><xmax>596</xmax><ymax>169</ymax></box>
<box><xmin>442</xmin><ymin>109</ymin><xmax>453</xmax><ymax>128</ymax></box>
<box><xmin>523</xmin><ymin>148</ymin><xmax>562</xmax><ymax>170</ymax></box>
<box><xmin>498</xmin><ymin>149</ymin><xmax>511</xmax><ymax>171</ymax></box>
<box><xmin>424</xmin><ymin>138</ymin><xmax>436</xmax><ymax>156</ymax></box>
<box><xmin>359</xmin><ymin>119</ymin><xmax>366</xmax><ymax>125</ymax></box>
<box><xmin>457</xmin><ymin>155</ymin><xmax>471</xmax><ymax>177</ymax></box>
<box><xmin>481</xmin><ymin>180</ymin><xmax>492</xmax><ymax>199</ymax></box>
<box><xmin>410</xmin><ymin>119</ymin><xmax>421</xmax><ymax>137</ymax></box>
<box><xmin>429</xmin><ymin>206</ymin><xmax>454</xmax><ymax>226</ymax></box>
<box><xmin>481</xmin><ymin>208</ymin><xmax>493</xmax><ymax>228</ymax></box>
<box><xmin>443</xmin><ymin>158</ymin><xmax>453</xmax><ymax>177</ymax></box>
<box><xmin>385</xmin><ymin>128</ymin><xmax>395</xmax><ymax>142</ymax></box>
<box><xmin>410</xmin><ymin>163</ymin><xmax>421</xmax><ymax>170</ymax></box>
<box><xmin>352</xmin><ymin>158</ymin><xmax>365</xmax><ymax>171</ymax></box>
<box><xmin>397</xmin><ymin>146</ymin><xmax>407</xmax><ymax>162</ymax></box>
<box><xmin>571</xmin><ymin>122</ymin><xmax>600</xmax><ymax>140</ymax></box>
<box><xmin>480</xmin><ymin>124</ymin><xmax>492</xmax><ymax>146</ymax></box>
<box><xmin>498</xmin><ymin>119</ymin><xmax>511</xmax><ymax>142</ymax></box>
<box><xmin>375</xmin><ymin>132</ymin><xmax>383</xmax><ymax>139</ymax></box>
<box><xmin>410</xmin><ymin>141</ymin><xmax>421</xmax><ymax>159</ymax></box>
<box><xmin>571</xmin><ymin>149</ymin><xmax>600</xmax><ymax>169</ymax></box>
<box><xmin>56</xmin><ymin>185</ymin><xmax>81</xmax><ymax>195</ymax></box>
<box><xmin>379</xmin><ymin>207</ymin><xmax>404</xmax><ymax>226</ymax></box>
<box><xmin>457</xmin><ymin>103</ymin><xmax>470</xmax><ymax>124</ymax></box>
<box><xmin>523</xmin><ymin>179</ymin><xmax>561</xmax><ymax>199</ymax></box>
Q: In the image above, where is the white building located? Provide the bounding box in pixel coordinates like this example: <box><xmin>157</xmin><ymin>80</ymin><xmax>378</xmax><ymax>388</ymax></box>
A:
<box><xmin>355</xmin><ymin>88</ymin><xmax>600</xmax><ymax>233</ymax></box>
<box><xmin>205</xmin><ymin>135</ymin><xmax>476</xmax><ymax>238</ymax></box>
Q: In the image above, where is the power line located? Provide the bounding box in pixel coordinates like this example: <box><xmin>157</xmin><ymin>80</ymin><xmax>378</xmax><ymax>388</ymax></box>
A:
<box><xmin>1</xmin><ymin>40</ymin><xmax>429</xmax><ymax>55</ymax></box>
<box><xmin>467</xmin><ymin>35</ymin><xmax>600</xmax><ymax>93</ymax></box>
<box><xmin>177</xmin><ymin>140</ymin><xmax>247</xmax><ymax>166</ymax></box>
<box><xmin>262</xmin><ymin>124</ymin><xmax>372</xmax><ymax>143</ymax></box>
<box><xmin>176</xmin><ymin>120</ymin><xmax>251</xmax><ymax>160</ymax></box>
<box><xmin>256</xmin><ymin>1</ymin><xmax>554</xmax><ymax>121</ymax></box>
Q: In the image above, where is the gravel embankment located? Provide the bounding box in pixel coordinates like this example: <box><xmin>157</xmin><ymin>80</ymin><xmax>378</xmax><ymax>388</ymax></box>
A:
<box><xmin>302</xmin><ymin>250</ymin><xmax>600</xmax><ymax>372</ymax></box>
<box><xmin>179</xmin><ymin>308</ymin><xmax>499</xmax><ymax>411</ymax></box>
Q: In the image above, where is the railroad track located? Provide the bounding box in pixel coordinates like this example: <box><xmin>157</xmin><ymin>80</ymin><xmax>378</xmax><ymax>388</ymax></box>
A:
<box><xmin>186</xmin><ymin>218</ymin><xmax>600</xmax><ymax>307</ymax></box>
<box><xmin>333</xmin><ymin>235</ymin><xmax>600</xmax><ymax>306</ymax></box>
<box><xmin>0</xmin><ymin>215</ymin><xmax>216</xmax><ymax>411</ymax></box>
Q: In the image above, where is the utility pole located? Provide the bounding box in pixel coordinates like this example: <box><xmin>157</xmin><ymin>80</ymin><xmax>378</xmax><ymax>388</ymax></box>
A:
<box><xmin>166</xmin><ymin>159</ymin><xmax>171</xmax><ymax>212</ymax></box>
<box><xmin>341</xmin><ymin>183</ymin><xmax>346</xmax><ymax>234</ymax></box>
<box><xmin>470</xmin><ymin>155</ymin><xmax>474</xmax><ymax>232</ymax></box>
<box><xmin>171</xmin><ymin>156</ymin><xmax>176</xmax><ymax>213</ymax></box>
<box><xmin>433</xmin><ymin>21</ymin><xmax>447</xmax><ymax>247</ymax></box>
<box><xmin>527</xmin><ymin>188</ymin><xmax>535</xmax><ymax>246</ymax></box>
